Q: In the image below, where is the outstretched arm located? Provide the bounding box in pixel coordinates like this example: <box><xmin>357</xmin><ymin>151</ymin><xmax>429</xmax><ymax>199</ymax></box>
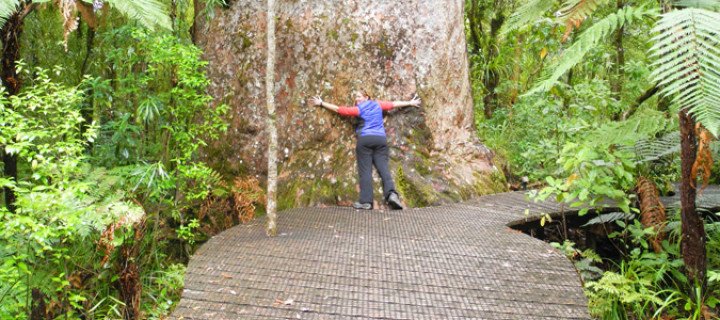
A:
<box><xmin>393</xmin><ymin>94</ymin><xmax>422</xmax><ymax>108</ymax></box>
<box><xmin>311</xmin><ymin>96</ymin><xmax>340</xmax><ymax>113</ymax></box>
<box><xmin>381</xmin><ymin>94</ymin><xmax>422</xmax><ymax>110</ymax></box>
<box><xmin>312</xmin><ymin>96</ymin><xmax>360</xmax><ymax>116</ymax></box>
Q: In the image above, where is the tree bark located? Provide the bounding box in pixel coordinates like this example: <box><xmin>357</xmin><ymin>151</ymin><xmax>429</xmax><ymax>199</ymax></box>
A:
<box><xmin>678</xmin><ymin>109</ymin><xmax>706</xmax><ymax>291</ymax></box>
<box><xmin>611</xmin><ymin>0</ymin><xmax>625</xmax><ymax>103</ymax></box>
<box><xmin>482</xmin><ymin>2</ymin><xmax>505</xmax><ymax>119</ymax></box>
<box><xmin>265</xmin><ymin>0</ymin><xmax>278</xmax><ymax>236</ymax></box>
<box><xmin>194</xmin><ymin>1</ymin><xmax>498</xmax><ymax>209</ymax></box>
<box><xmin>1</xmin><ymin>11</ymin><xmax>25</xmax><ymax>213</ymax></box>
<box><xmin>622</xmin><ymin>85</ymin><xmax>658</xmax><ymax>120</ymax></box>
<box><xmin>190</xmin><ymin>0</ymin><xmax>202</xmax><ymax>44</ymax></box>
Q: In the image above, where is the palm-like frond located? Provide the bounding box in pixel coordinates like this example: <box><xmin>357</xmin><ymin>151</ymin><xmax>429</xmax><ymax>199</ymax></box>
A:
<box><xmin>649</xmin><ymin>8</ymin><xmax>720</xmax><ymax>136</ymax></box>
<box><xmin>674</xmin><ymin>0</ymin><xmax>720</xmax><ymax>11</ymax></box>
<box><xmin>557</xmin><ymin>0</ymin><xmax>613</xmax><ymax>40</ymax></box>
<box><xmin>557</xmin><ymin>0</ymin><xmax>611</xmax><ymax>21</ymax></box>
<box><xmin>105</xmin><ymin>0</ymin><xmax>171</xmax><ymax>31</ymax></box>
<box><xmin>629</xmin><ymin>132</ymin><xmax>681</xmax><ymax>163</ymax></box>
<box><xmin>527</xmin><ymin>6</ymin><xmax>658</xmax><ymax>95</ymax></box>
<box><xmin>588</xmin><ymin>109</ymin><xmax>675</xmax><ymax>147</ymax></box>
<box><xmin>0</xmin><ymin>0</ymin><xmax>20</xmax><ymax>28</ymax></box>
<box><xmin>499</xmin><ymin>0</ymin><xmax>556</xmax><ymax>37</ymax></box>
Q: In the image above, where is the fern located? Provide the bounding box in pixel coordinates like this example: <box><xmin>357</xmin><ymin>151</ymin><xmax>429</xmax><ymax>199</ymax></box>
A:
<box><xmin>500</xmin><ymin>0</ymin><xmax>556</xmax><ymax>37</ymax></box>
<box><xmin>527</xmin><ymin>6</ymin><xmax>658</xmax><ymax>95</ymax></box>
<box><xmin>650</xmin><ymin>8</ymin><xmax>720</xmax><ymax>136</ymax></box>
<box><xmin>630</xmin><ymin>132</ymin><xmax>681</xmax><ymax>163</ymax></box>
<box><xmin>0</xmin><ymin>0</ymin><xmax>19</xmax><ymax>28</ymax></box>
<box><xmin>582</xmin><ymin>212</ymin><xmax>636</xmax><ymax>227</ymax></box>
<box><xmin>105</xmin><ymin>0</ymin><xmax>172</xmax><ymax>31</ymax></box>
<box><xmin>557</xmin><ymin>0</ymin><xmax>612</xmax><ymax>21</ymax></box>
<box><xmin>675</xmin><ymin>0</ymin><xmax>720</xmax><ymax>11</ymax></box>
<box><xmin>587</xmin><ymin>109</ymin><xmax>675</xmax><ymax>147</ymax></box>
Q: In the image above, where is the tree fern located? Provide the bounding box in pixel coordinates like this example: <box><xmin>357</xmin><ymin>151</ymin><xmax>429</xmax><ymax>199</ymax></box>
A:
<box><xmin>649</xmin><ymin>8</ymin><xmax>720</xmax><ymax>136</ymax></box>
<box><xmin>105</xmin><ymin>0</ymin><xmax>172</xmax><ymax>31</ymax></box>
<box><xmin>526</xmin><ymin>6</ymin><xmax>658</xmax><ymax>95</ymax></box>
<box><xmin>675</xmin><ymin>0</ymin><xmax>720</xmax><ymax>11</ymax></box>
<box><xmin>499</xmin><ymin>0</ymin><xmax>556</xmax><ymax>37</ymax></box>
<box><xmin>0</xmin><ymin>0</ymin><xmax>19</xmax><ymax>27</ymax></box>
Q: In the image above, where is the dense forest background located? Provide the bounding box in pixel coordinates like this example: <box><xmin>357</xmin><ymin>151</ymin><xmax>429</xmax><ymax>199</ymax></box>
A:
<box><xmin>0</xmin><ymin>0</ymin><xmax>719</xmax><ymax>319</ymax></box>
<box><xmin>466</xmin><ymin>0</ymin><xmax>720</xmax><ymax>318</ymax></box>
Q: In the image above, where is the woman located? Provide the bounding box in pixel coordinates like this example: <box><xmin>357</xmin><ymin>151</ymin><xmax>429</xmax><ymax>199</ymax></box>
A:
<box><xmin>311</xmin><ymin>90</ymin><xmax>421</xmax><ymax>210</ymax></box>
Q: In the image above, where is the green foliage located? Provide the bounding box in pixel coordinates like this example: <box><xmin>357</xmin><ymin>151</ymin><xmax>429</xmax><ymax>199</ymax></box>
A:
<box><xmin>0</xmin><ymin>64</ymin><xmax>97</xmax><ymax>183</ymax></box>
<box><xmin>552</xmin><ymin>240</ymin><xmax>604</xmax><ymax>281</ymax></box>
<box><xmin>584</xmin><ymin>212</ymin><xmax>720</xmax><ymax>319</ymax></box>
<box><xmin>528</xmin><ymin>6</ymin><xmax>658</xmax><ymax>95</ymax></box>
<box><xmin>105</xmin><ymin>0</ymin><xmax>173</xmax><ymax>31</ymax></box>
<box><xmin>0</xmin><ymin>0</ymin><xmax>171</xmax><ymax>31</ymax></box>
<box><xmin>532</xmin><ymin>142</ymin><xmax>636</xmax><ymax>215</ymax></box>
<box><xmin>474</xmin><ymin>1</ymin><xmax>720</xmax><ymax>318</ymax></box>
<box><xmin>499</xmin><ymin>0</ymin><xmax>556</xmax><ymax>36</ymax></box>
<box><xmin>557</xmin><ymin>0</ymin><xmax>612</xmax><ymax>21</ymax></box>
<box><xmin>94</xmin><ymin>27</ymin><xmax>229</xmax><ymax>219</ymax></box>
<box><xmin>0</xmin><ymin>67</ymin><xmax>146</xmax><ymax>317</ymax></box>
<box><xmin>650</xmin><ymin>8</ymin><xmax>720</xmax><ymax>136</ymax></box>
<box><xmin>0</xmin><ymin>0</ymin><xmax>19</xmax><ymax>26</ymax></box>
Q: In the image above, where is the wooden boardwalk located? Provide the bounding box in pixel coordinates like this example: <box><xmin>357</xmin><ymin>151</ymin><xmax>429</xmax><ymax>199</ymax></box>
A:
<box><xmin>172</xmin><ymin>191</ymin><xmax>595</xmax><ymax>319</ymax></box>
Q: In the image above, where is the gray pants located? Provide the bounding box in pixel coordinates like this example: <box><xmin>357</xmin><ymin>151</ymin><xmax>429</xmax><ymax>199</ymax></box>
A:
<box><xmin>356</xmin><ymin>135</ymin><xmax>396</xmax><ymax>204</ymax></box>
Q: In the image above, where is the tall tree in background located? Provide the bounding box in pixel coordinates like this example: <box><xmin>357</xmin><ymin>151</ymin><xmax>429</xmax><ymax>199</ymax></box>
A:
<box><xmin>466</xmin><ymin>0</ymin><xmax>510</xmax><ymax>119</ymax></box>
<box><xmin>265</xmin><ymin>0</ymin><xmax>278</xmax><ymax>237</ymax></box>
<box><xmin>0</xmin><ymin>0</ymin><xmax>171</xmax><ymax>213</ymax></box>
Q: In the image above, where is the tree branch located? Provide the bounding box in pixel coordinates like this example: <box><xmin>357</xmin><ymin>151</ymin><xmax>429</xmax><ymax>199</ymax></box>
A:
<box><xmin>622</xmin><ymin>85</ymin><xmax>659</xmax><ymax>120</ymax></box>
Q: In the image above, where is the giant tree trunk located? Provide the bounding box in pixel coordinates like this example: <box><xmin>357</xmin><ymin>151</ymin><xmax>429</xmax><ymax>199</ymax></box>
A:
<box><xmin>678</xmin><ymin>109</ymin><xmax>706</xmax><ymax>291</ymax></box>
<box><xmin>196</xmin><ymin>0</ymin><xmax>500</xmax><ymax>209</ymax></box>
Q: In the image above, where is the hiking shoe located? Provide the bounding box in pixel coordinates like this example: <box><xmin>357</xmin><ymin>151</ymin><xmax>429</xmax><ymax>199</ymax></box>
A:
<box><xmin>352</xmin><ymin>202</ymin><xmax>372</xmax><ymax>210</ymax></box>
<box><xmin>387</xmin><ymin>192</ymin><xmax>404</xmax><ymax>210</ymax></box>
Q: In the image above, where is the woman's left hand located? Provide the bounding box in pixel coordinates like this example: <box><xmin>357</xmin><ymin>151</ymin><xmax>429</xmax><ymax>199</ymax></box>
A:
<box><xmin>310</xmin><ymin>96</ymin><xmax>323</xmax><ymax>106</ymax></box>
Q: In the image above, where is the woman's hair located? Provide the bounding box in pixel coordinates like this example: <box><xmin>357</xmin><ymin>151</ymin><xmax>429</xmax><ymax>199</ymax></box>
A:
<box><xmin>355</xmin><ymin>89</ymin><xmax>372</xmax><ymax>100</ymax></box>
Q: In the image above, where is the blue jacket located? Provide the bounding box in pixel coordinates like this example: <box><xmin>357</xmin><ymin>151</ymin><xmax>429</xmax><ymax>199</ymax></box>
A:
<box><xmin>356</xmin><ymin>100</ymin><xmax>385</xmax><ymax>137</ymax></box>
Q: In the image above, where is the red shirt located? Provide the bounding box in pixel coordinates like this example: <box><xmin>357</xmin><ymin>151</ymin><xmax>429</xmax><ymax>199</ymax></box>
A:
<box><xmin>337</xmin><ymin>100</ymin><xmax>394</xmax><ymax>117</ymax></box>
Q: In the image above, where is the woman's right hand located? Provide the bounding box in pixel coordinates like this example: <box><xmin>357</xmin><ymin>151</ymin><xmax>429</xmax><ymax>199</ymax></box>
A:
<box><xmin>409</xmin><ymin>94</ymin><xmax>421</xmax><ymax>107</ymax></box>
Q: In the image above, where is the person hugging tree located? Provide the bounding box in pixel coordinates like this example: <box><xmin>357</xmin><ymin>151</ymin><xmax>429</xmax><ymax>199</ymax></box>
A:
<box><xmin>311</xmin><ymin>90</ymin><xmax>421</xmax><ymax>210</ymax></box>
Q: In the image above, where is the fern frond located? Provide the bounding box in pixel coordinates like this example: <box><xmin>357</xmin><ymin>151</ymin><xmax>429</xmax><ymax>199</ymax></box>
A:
<box><xmin>0</xmin><ymin>0</ymin><xmax>19</xmax><ymax>29</ymax></box>
<box><xmin>557</xmin><ymin>0</ymin><xmax>612</xmax><ymax>21</ymax></box>
<box><xmin>649</xmin><ymin>8</ymin><xmax>720</xmax><ymax>136</ymax></box>
<box><xmin>587</xmin><ymin>109</ymin><xmax>674</xmax><ymax>147</ymax></box>
<box><xmin>105</xmin><ymin>0</ymin><xmax>171</xmax><ymax>31</ymax></box>
<box><xmin>628</xmin><ymin>132</ymin><xmax>681</xmax><ymax>163</ymax></box>
<box><xmin>557</xmin><ymin>0</ymin><xmax>613</xmax><ymax>39</ymax></box>
<box><xmin>674</xmin><ymin>0</ymin><xmax>720</xmax><ymax>11</ymax></box>
<box><xmin>582</xmin><ymin>212</ymin><xmax>635</xmax><ymax>227</ymax></box>
<box><xmin>527</xmin><ymin>6</ymin><xmax>659</xmax><ymax>95</ymax></box>
<box><xmin>500</xmin><ymin>0</ymin><xmax>556</xmax><ymax>37</ymax></box>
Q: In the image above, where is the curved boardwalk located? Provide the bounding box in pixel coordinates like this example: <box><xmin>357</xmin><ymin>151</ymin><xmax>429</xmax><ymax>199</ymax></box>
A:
<box><xmin>173</xmin><ymin>191</ymin><xmax>592</xmax><ymax>319</ymax></box>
